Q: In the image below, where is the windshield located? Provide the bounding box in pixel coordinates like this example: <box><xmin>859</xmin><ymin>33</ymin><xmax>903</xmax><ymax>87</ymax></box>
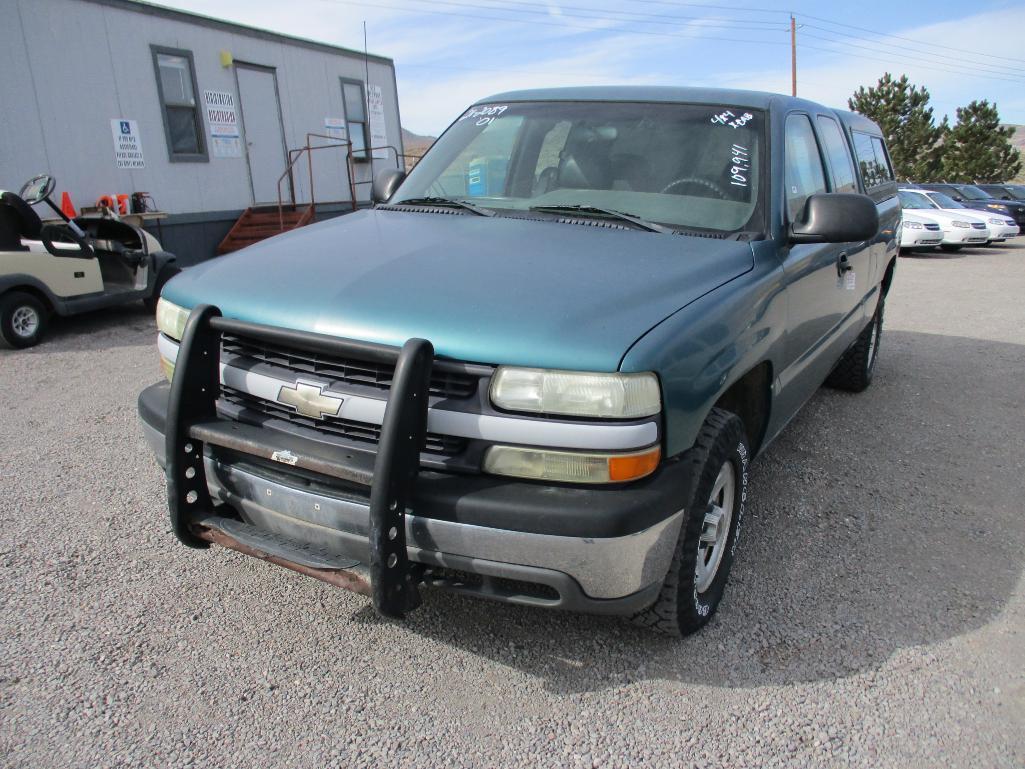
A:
<box><xmin>898</xmin><ymin>190</ymin><xmax>938</xmax><ymax>210</ymax></box>
<box><xmin>393</xmin><ymin>101</ymin><xmax>764</xmax><ymax>233</ymax></box>
<box><xmin>956</xmin><ymin>185</ymin><xmax>991</xmax><ymax>200</ymax></box>
<box><xmin>925</xmin><ymin>191</ymin><xmax>963</xmax><ymax>208</ymax></box>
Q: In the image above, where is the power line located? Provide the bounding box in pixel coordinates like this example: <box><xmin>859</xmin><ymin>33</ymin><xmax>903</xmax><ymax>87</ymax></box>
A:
<box><xmin>334</xmin><ymin>0</ymin><xmax>1025</xmax><ymax>92</ymax></box>
<box><xmin>797</xmin><ymin>10</ymin><xmax>1025</xmax><ymax>67</ymax></box>
<box><xmin>323</xmin><ymin>0</ymin><xmax>792</xmax><ymax>45</ymax></box>
<box><xmin>798</xmin><ymin>42</ymin><xmax>1025</xmax><ymax>86</ymax></box>
<box><xmin>799</xmin><ymin>31</ymin><xmax>1025</xmax><ymax>84</ymax></box>
<box><xmin>801</xmin><ymin>24</ymin><xmax>1025</xmax><ymax>77</ymax></box>
<box><xmin>466</xmin><ymin>0</ymin><xmax>790</xmax><ymax>29</ymax></box>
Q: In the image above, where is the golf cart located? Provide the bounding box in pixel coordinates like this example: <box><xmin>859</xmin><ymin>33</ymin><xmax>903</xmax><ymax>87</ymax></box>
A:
<box><xmin>0</xmin><ymin>174</ymin><xmax>178</xmax><ymax>348</ymax></box>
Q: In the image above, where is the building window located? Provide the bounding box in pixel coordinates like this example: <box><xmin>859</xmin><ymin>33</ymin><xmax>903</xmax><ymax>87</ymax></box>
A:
<box><xmin>152</xmin><ymin>46</ymin><xmax>207</xmax><ymax>162</ymax></box>
<box><xmin>341</xmin><ymin>79</ymin><xmax>369</xmax><ymax>162</ymax></box>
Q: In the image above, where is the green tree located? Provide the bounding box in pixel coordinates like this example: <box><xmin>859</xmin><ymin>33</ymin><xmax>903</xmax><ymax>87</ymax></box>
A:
<box><xmin>941</xmin><ymin>100</ymin><xmax>1022</xmax><ymax>183</ymax></box>
<box><xmin>849</xmin><ymin>73</ymin><xmax>947</xmax><ymax>182</ymax></box>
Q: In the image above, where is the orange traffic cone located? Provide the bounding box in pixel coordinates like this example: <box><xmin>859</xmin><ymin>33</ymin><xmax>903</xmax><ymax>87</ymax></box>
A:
<box><xmin>60</xmin><ymin>192</ymin><xmax>77</xmax><ymax>218</ymax></box>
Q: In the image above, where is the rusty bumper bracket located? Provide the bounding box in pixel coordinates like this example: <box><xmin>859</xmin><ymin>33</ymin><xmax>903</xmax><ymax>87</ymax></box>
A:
<box><xmin>194</xmin><ymin>522</ymin><xmax>372</xmax><ymax>596</ymax></box>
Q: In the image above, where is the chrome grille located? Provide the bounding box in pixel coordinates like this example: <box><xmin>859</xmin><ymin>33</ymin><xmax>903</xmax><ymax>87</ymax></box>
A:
<box><xmin>220</xmin><ymin>385</ymin><xmax>467</xmax><ymax>456</ymax></box>
<box><xmin>971</xmin><ymin>222</ymin><xmax>987</xmax><ymax>229</ymax></box>
<box><xmin>924</xmin><ymin>223</ymin><xmax>941</xmax><ymax>231</ymax></box>
<box><xmin>220</xmin><ymin>334</ymin><xmax>479</xmax><ymax>398</ymax></box>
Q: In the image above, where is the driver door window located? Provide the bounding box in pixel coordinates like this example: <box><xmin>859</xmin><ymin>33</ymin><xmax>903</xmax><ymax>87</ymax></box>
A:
<box><xmin>784</xmin><ymin>114</ymin><xmax>827</xmax><ymax>221</ymax></box>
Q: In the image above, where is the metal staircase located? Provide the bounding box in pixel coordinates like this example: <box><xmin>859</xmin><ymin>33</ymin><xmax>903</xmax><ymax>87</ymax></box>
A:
<box><xmin>216</xmin><ymin>204</ymin><xmax>312</xmax><ymax>255</ymax></box>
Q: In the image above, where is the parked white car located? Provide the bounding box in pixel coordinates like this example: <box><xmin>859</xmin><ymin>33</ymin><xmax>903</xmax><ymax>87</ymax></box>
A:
<box><xmin>899</xmin><ymin>212</ymin><xmax>944</xmax><ymax>252</ymax></box>
<box><xmin>916</xmin><ymin>188</ymin><xmax>1020</xmax><ymax>242</ymax></box>
<box><xmin>898</xmin><ymin>189</ymin><xmax>991</xmax><ymax>251</ymax></box>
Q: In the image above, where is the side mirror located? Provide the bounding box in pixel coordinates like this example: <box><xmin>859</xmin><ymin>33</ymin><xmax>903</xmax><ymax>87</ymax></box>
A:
<box><xmin>371</xmin><ymin>168</ymin><xmax>406</xmax><ymax>204</ymax></box>
<box><xmin>790</xmin><ymin>193</ymin><xmax>879</xmax><ymax>244</ymax></box>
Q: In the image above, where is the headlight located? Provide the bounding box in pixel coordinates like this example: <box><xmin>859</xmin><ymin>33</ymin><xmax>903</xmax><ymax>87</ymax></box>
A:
<box><xmin>490</xmin><ymin>367</ymin><xmax>661</xmax><ymax>419</ymax></box>
<box><xmin>951</xmin><ymin>221</ymin><xmax>970</xmax><ymax>228</ymax></box>
<box><xmin>155</xmin><ymin>298</ymin><xmax>190</xmax><ymax>342</ymax></box>
<box><xmin>904</xmin><ymin>221</ymin><xmax>923</xmax><ymax>229</ymax></box>
<box><xmin>985</xmin><ymin>203</ymin><xmax>1004</xmax><ymax>210</ymax></box>
<box><xmin>988</xmin><ymin>218</ymin><xmax>1005</xmax><ymax>225</ymax></box>
<box><xmin>483</xmin><ymin>445</ymin><xmax>661</xmax><ymax>484</ymax></box>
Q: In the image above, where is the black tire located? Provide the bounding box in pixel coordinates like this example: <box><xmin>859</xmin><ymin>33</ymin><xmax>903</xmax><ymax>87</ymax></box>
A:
<box><xmin>631</xmin><ymin>408</ymin><xmax>750</xmax><ymax>637</ymax></box>
<box><xmin>825</xmin><ymin>299</ymin><xmax>884</xmax><ymax>393</ymax></box>
<box><xmin>940</xmin><ymin>244</ymin><xmax>962</xmax><ymax>252</ymax></box>
<box><xmin>143</xmin><ymin>265</ymin><xmax>180</xmax><ymax>313</ymax></box>
<box><xmin>0</xmin><ymin>291</ymin><xmax>48</xmax><ymax>349</ymax></box>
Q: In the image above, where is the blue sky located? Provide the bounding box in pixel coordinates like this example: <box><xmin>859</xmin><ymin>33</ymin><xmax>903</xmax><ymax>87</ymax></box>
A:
<box><xmin>162</xmin><ymin>0</ymin><xmax>1025</xmax><ymax>135</ymax></box>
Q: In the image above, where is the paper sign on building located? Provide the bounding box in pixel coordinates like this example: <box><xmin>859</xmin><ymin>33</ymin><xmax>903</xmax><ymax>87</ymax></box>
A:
<box><xmin>324</xmin><ymin>117</ymin><xmax>347</xmax><ymax>141</ymax></box>
<box><xmin>367</xmin><ymin>85</ymin><xmax>388</xmax><ymax>159</ymax></box>
<box><xmin>204</xmin><ymin>90</ymin><xmax>242</xmax><ymax>158</ymax></box>
<box><xmin>110</xmin><ymin>119</ymin><xmax>145</xmax><ymax>168</ymax></box>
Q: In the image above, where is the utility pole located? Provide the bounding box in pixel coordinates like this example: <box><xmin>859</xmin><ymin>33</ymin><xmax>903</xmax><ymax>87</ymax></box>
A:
<box><xmin>790</xmin><ymin>15</ymin><xmax>797</xmax><ymax>97</ymax></box>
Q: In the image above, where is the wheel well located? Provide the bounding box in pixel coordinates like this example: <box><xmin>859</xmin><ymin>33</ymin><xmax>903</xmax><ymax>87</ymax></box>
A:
<box><xmin>713</xmin><ymin>362</ymin><xmax>772</xmax><ymax>455</ymax></box>
<box><xmin>881</xmin><ymin>257</ymin><xmax>897</xmax><ymax>298</ymax></box>
<box><xmin>1</xmin><ymin>285</ymin><xmax>53</xmax><ymax>315</ymax></box>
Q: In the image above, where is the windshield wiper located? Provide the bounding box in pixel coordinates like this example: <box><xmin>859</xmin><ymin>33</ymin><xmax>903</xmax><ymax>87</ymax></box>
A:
<box><xmin>528</xmin><ymin>204</ymin><xmax>673</xmax><ymax>234</ymax></box>
<box><xmin>387</xmin><ymin>196</ymin><xmax>495</xmax><ymax>217</ymax></box>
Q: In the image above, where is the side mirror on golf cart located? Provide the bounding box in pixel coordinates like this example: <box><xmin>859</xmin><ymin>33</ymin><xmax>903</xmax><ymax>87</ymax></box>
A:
<box><xmin>19</xmin><ymin>174</ymin><xmax>56</xmax><ymax>205</ymax></box>
<box><xmin>372</xmin><ymin>168</ymin><xmax>406</xmax><ymax>204</ymax></box>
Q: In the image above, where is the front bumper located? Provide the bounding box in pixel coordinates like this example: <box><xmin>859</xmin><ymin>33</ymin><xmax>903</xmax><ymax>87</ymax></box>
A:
<box><xmin>941</xmin><ymin>226</ymin><xmax>990</xmax><ymax>245</ymax></box>
<box><xmin>140</xmin><ymin>370</ymin><xmax>686</xmax><ymax>615</ymax></box>
<box><xmin>900</xmin><ymin>230</ymin><xmax>942</xmax><ymax>248</ymax></box>
<box><xmin>987</xmin><ymin>223</ymin><xmax>1020</xmax><ymax>241</ymax></box>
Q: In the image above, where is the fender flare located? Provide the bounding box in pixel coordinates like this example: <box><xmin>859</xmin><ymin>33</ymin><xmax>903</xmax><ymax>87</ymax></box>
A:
<box><xmin>151</xmin><ymin>250</ymin><xmax>177</xmax><ymax>273</ymax></box>
<box><xmin>0</xmin><ymin>274</ymin><xmax>68</xmax><ymax>315</ymax></box>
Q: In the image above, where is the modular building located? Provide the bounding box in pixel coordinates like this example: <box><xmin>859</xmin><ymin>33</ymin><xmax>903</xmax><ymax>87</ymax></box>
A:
<box><xmin>1</xmin><ymin>0</ymin><xmax>405</xmax><ymax>262</ymax></box>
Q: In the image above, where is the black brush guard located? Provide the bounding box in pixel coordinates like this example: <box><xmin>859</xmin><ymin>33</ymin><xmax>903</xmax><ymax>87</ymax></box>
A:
<box><xmin>165</xmin><ymin>304</ymin><xmax>434</xmax><ymax>618</ymax></box>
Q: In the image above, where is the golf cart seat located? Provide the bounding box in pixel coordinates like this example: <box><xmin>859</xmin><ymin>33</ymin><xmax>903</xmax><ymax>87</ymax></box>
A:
<box><xmin>0</xmin><ymin>191</ymin><xmax>42</xmax><ymax>250</ymax></box>
<box><xmin>76</xmin><ymin>217</ymin><xmax>148</xmax><ymax>267</ymax></box>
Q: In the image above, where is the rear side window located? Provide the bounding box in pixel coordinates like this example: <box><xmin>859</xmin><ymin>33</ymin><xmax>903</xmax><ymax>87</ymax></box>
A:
<box><xmin>784</xmin><ymin>114</ymin><xmax>827</xmax><ymax>220</ymax></box>
<box><xmin>815</xmin><ymin>116</ymin><xmax>858</xmax><ymax>193</ymax></box>
<box><xmin>852</xmin><ymin>131</ymin><xmax>894</xmax><ymax>189</ymax></box>
<box><xmin>870</xmin><ymin>137</ymin><xmax>894</xmax><ymax>182</ymax></box>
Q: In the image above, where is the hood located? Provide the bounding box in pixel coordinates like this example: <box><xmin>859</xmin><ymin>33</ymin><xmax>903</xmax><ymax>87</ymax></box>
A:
<box><xmin>164</xmin><ymin>209</ymin><xmax>754</xmax><ymax>371</ymax></box>
<box><xmin>965</xmin><ymin>198</ymin><xmax>1024</xmax><ymax>213</ymax></box>
<box><xmin>903</xmin><ymin>212</ymin><xmax>939</xmax><ymax>225</ymax></box>
<box><xmin>937</xmin><ymin>208</ymin><xmax>1001</xmax><ymax>222</ymax></box>
<box><xmin>918</xmin><ymin>209</ymin><xmax>984</xmax><ymax>225</ymax></box>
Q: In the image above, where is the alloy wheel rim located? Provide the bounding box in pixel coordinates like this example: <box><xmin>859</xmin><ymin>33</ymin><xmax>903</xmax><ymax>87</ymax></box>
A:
<box><xmin>11</xmin><ymin>306</ymin><xmax>39</xmax><ymax>338</ymax></box>
<box><xmin>695</xmin><ymin>461</ymin><xmax>735</xmax><ymax>593</ymax></box>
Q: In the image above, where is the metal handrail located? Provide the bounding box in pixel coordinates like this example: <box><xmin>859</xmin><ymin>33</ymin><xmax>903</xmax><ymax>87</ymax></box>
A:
<box><xmin>276</xmin><ymin>133</ymin><xmax>358</xmax><ymax>230</ymax></box>
<box><xmin>348</xmin><ymin>145</ymin><xmax>407</xmax><ymax>188</ymax></box>
<box><xmin>275</xmin><ymin>139</ymin><xmax>412</xmax><ymax>227</ymax></box>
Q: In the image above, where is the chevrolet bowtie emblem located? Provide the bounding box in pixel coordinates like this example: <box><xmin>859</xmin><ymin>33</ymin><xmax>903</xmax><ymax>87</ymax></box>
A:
<box><xmin>276</xmin><ymin>381</ymin><xmax>343</xmax><ymax>420</ymax></box>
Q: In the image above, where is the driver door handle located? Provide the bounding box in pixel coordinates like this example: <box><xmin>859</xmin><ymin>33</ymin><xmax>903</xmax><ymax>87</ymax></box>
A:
<box><xmin>837</xmin><ymin>251</ymin><xmax>852</xmax><ymax>276</ymax></box>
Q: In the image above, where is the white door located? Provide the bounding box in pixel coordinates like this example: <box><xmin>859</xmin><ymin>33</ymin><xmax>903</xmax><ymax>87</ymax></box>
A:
<box><xmin>235</xmin><ymin>65</ymin><xmax>288</xmax><ymax>205</ymax></box>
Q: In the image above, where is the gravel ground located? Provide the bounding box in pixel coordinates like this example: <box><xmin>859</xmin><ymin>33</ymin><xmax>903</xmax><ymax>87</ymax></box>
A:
<box><xmin>1</xmin><ymin>242</ymin><xmax>1024</xmax><ymax>768</ymax></box>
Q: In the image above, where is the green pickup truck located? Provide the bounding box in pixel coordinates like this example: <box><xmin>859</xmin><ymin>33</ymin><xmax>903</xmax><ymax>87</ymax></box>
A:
<box><xmin>139</xmin><ymin>87</ymin><xmax>900</xmax><ymax>636</ymax></box>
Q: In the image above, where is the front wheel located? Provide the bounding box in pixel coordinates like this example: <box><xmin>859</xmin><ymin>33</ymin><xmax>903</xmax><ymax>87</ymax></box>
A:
<box><xmin>632</xmin><ymin>408</ymin><xmax>750</xmax><ymax>637</ymax></box>
<box><xmin>0</xmin><ymin>291</ymin><xmax>49</xmax><ymax>349</ymax></box>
